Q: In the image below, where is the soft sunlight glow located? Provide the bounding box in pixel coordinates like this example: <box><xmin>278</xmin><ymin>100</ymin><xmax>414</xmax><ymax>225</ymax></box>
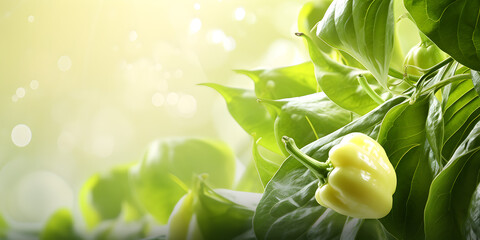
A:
<box><xmin>208</xmin><ymin>29</ymin><xmax>226</xmax><ymax>44</ymax></box>
<box><xmin>152</xmin><ymin>92</ymin><xmax>165</xmax><ymax>107</ymax></box>
<box><xmin>57</xmin><ymin>56</ymin><xmax>72</xmax><ymax>72</ymax></box>
<box><xmin>223</xmin><ymin>37</ymin><xmax>236</xmax><ymax>51</ymax></box>
<box><xmin>189</xmin><ymin>18</ymin><xmax>202</xmax><ymax>34</ymax></box>
<box><xmin>166</xmin><ymin>92</ymin><xmax>179</xmax><ymax>105</ymax></box>
<box><xmin>177</xmin><ymin>94</ymin><xmax>197</xmax><ymax>118</ymax></box>
<box><xmin>129</xmin><ymin>30</ymin><xmax>138</xmax><ymax>42</ymax></box>
<box><xmin>11</xmin><ymin>124</ymin><xmax>32</xmax><ymax>147</ymax></box>
<box><xmin>234</xmin><ymin>7</ymin><xmax>246</xmax><ymax>21</ymax></box>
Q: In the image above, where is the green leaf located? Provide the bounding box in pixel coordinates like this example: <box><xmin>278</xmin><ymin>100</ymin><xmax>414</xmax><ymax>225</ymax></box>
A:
<box><xmin>252</xmin><ymin>138</ymin><xmax>282</xmax><ymax>188</ymax></box>
<box><xmin>194</xmin><ymin>179</ymin><xmax>261</xmax><ymax>240</ymax></box>
<box><xmin>202</xmin><ymin>83</ymin><xmax>280</xmax><ymax>154</ymax></box>
<box><xmin>234</xmin><ymin>160</ymin><xmax>264</xmax><ymax>193</ymax></box>
<box><xmin>92</xmin><ymin>219</ymin><xmax>149</xmax><ymax>240</ymax></box>
<box><xmin>316</xmin><ymin>0</ymin><xmax>395</xmax><ymax>88</ymax></box>
<box><xmin>300</xmin><ymin>33</ymin><xmax>387</xmax><ymax>115</ymax></box>
<box><xmin>465</xmin><ymin>183</ymin><xmax>480</xmax><ymax>239</ymax></box>
<box><xmin>130</xmin><ymin>138</ymin><xmax>236</xmax><ymax>224</ymax></box>
<box><xmin>235</xmin><ymin>62</ymin><xmax>318</xmax><ymax>100</ymax></box>
<box><xmin>0</xmin><ymin>213</ymin><xmax>7</xmax><ymax>239</ymax></box>
<box><xmin>79</xmin><ymin>163</ymin><xmax>143</xmax><ymax>228</ymax></box>
<box><xmin>253</xmin><ymin>96</ymin><xmax>405</xmax><ymax>240</ymax></box>
<box><xmin>298</xmin><ymin>0</ymin><xmax>333</xmax><ymax>53</ymax></box>
<box><xmin>261</xmin><ymin>92</ymin><xmax>353</xmax><ymax>155</ymax></box>
<box><xmin>376</xmin><ymin>97</ymin><xmax>433</xmax><ymax>239</ymax></box>
<box><xmin>40</xmin><ymin>209</ymin><xmax>81</xmax><ymax>240</ymax></box>
<box><xmin>404</xmin><ymin>0</ymin><xmax>480</xmax><ymax>71</ymax></box>
<box><xmin>424</xmin><ymin>121</ymin><xmax>480</xmax><ymax>239</ymax></box>
<box><xmin>472</xmin><ymin>71</ymin><xmax>480</xmax><ymax>95</ymax></box>
<box><xmin>441</xmin><ymin>80</ymin><xmax>480</xmax><ymax>160</ymax></box>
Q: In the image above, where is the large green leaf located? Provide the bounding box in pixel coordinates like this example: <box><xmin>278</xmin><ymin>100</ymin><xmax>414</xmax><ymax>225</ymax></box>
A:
<box><xmin>195</xmin><ymin>178</ymin><xmax>261</xmax><ymax>240</ymax></box>
<box><xmin>40</xmin><ymin>209</ymin><xmax>81</xmax><ymax>240</ymax></box>
<box><xmin>376</xmin><ymin>96</ymin><xmax>434</xmax><ymax>240</ymax></box>
<box><xmin>441</xmin><ymin>80</ymin><xmax>480</xmax><ymax>160</ymax></box>
<box><xmin>404</xmin><ymin>0</ymin><xmax>480</xmax><ymax>71</ymax></box>
<box><xmin>79</xmin><ymin>163</ymin><xmax>143</xmax><ymax>228</ymax></box>
<box><xmin>130</xmin><ymin>138</ymin><xmax>236</xmax><ymax>224</ymax></box>
<box><xmin>235</xmin><ymin>62</ymin><xmax>318</xmax><ymax>101</ymax></box>
<box><xmin>261</xmin><ymin>92</ymin><xmax>353</xmax><ymax>155</ymax></box>
<box><xmin>253</xmin><ymin>96</ymin><xmax>405</xmax><ymax>240</ymax></box>
<box><xmin>202</xmin><ymin>83</ymin><xmax>280</xmax><ymax>154</ymax></box>
<box><xmin>424</xmin><ymin>121</ymin><xmax>480</xmax><ymax>239</ymax></box>
<box><xmin>316</xmin><ymin>0</ymin><xmax>395</xmax><ymax>88</ymax></box>
<box><xmin>300</xmin><ymin>34</ymin><xmax>387</xmax><ymax>115</ymax></box>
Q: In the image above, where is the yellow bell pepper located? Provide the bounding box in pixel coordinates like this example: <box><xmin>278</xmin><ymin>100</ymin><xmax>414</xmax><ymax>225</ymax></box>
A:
<box><xmin>282</xmin><ymin>133</ymin><xmax>396</xmax><ymax>219</ymax></box>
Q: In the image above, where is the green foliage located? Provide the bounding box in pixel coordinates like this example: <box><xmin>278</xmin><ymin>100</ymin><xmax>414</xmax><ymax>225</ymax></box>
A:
<box><xmin>40</xmin><ymin>209</ymin><xmax>81</xmax><ymax>240</ymax></box>
<box><xmin>404</xmin><ymin>0</ymin><xmax>480</xmax><ymax>71</ymax></box>
<box><xmin>80</xmin><ymin>163</ymin><xmax>143</xmax><ymax>228</ymax></box>
<box><xmin>424</xmin><ymin>121</ymin><xmax>480</xmax><ymax>239</ymax></box>
<box><xmin>202</xmin><ymin>83</ymin><xmax>280</xmax><ymax>154</ymax></box>
<box><xmin>130</xmin><ymin>138</ymin><xmax>236</xmax><ymax>224</ymax></box>
<box><xmin>316</xmin><ymin>0</ymin><xmax>395</xmax><ymax>89</ymax></box>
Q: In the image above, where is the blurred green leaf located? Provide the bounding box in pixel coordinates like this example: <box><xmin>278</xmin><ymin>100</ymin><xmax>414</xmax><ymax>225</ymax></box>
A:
<box><xmin>130</xmin><ymin>138</ymin><xmax>236</xmax><ymax>224</ymax></box>
<box><xmin>424</xmin><ymin>121</ymin><xmax>480</xmax><ymax>239</ymax></box>
<box><xmin>261</xmin><ymin>92</ymin><xmax>353</xmax><ymax>155</ymax></box>
<box><xmin>202</xmin><ymin>83</ymin><xmax>280</xmax><ymax>154</ymax></box>
<box><xmin>235</xmin><ymin>62</ymin><xmax>318</xmax><ymax>101</ymax></box>
<box><xmin>404</xmin><ymin>0</ymin><xmax>480</xmax><ymax>71</ymax></box>
<box><xmin>0</xmin><ymin>213</ymin><xmax>7</xmax><ymax>239</ymax></box>
<box><xmin>252</xmin><ymin>137</ymin><xmax>281</xmax><ymax>188</ymax></box>
<box><xmin>80</xmin><ymin>163</ymin><xmax>142</xmax><ymax>228</ymax></box>
<box><xmin>194</xmin><ymin>178</ymin><xmax>261</xmax><ymax>240</ymax></box>
<box><xmin>298</xmin><ymin>0</ymin><xmax>333</xmax><ymax>53</ymax></box>
<box><xmin>40</xmin><ymin>209</ymin><xmax>81</xmax><ymax>240</ymax></box>
<box><xmin>465</xmin><ymin>183</ymin><xmax>480</xmax><ymax>239</ymax></box>
<box><xmin>235</xmin><ymin>160</ymin><xmax>264</xmax><ymax>193</ymax></box>
<box><xmin>316</xmin><ymin>0</ymin><xmax>394</xmax><ymax>89</ymax></box>
<box><xmin>300</xmin><ymin>33</ymin><xmax>386</xmax><ymax>115</ymax></box>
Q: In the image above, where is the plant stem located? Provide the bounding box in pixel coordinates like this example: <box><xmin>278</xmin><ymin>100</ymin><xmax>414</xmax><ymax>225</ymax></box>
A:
<box><xmin>357</xmin><ymin>75</ymin><xmax>385</xmax><ymax>104</ymax></box>
<box><xmin>282</xmin><ymin>136</ymin><xmax>330</xmax><ymax>182</ymax></box>
<box><xmin>421</xmin><ymin>74</ymin><xmax>471</xmax><ymax>94</ymax></box>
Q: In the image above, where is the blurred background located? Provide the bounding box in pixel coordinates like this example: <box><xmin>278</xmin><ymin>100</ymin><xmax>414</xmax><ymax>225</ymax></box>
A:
<box><xmin>0</xmin><ymin>0</ymin><xmax>309</xmax><ymax>228</ymax></box>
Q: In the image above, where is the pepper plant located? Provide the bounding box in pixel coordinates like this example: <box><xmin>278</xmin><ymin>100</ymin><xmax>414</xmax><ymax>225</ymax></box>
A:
<box><xmin>7</xmin><ymin>0</ymin><xmax>480</xmax><ymax>239</ymax></box>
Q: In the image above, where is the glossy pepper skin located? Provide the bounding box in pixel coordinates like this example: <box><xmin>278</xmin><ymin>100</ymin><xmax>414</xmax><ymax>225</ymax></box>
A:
<box><xmin>404</xmin><ymin>40</ymin><xmax>446</xmax><ymax>76</ymax></box>
<box><xmin>283</xmin><ymin>133</ymin><xmax>397</xmax><ymax>219</ymax></box>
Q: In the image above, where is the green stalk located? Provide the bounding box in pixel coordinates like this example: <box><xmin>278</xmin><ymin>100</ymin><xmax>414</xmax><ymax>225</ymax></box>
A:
<box><xmin>421</xmin><ymin>74</ymin><xmax>471</xmax><ymax>94</ymax></box>
<box><xmin>282</xmin><ymin>136</ymin><xmax>331</xmax><ymax>183</ymax></box>
<box><xmin>357</xmin><ymin>75</ymin><xmax>384</xmax><ymax>104</ymax></box>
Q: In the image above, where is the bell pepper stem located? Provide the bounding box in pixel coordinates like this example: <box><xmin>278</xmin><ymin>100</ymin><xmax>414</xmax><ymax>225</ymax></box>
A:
<box><xmin>282</xmin><ymin>136</ymin><xmax>330</xmax><ymax>181</ymax></box>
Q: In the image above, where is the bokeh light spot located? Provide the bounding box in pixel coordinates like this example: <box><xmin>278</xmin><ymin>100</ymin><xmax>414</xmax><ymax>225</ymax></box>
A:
<box><xmin>16</xmin><ymin>88</ymin><xmax>26</xmax><ymax>98</ymax></box>
<box><xmin>152</xmin><ymin>92</ymin><xmax>165</xmax><ymax>107</ymax></box>
<box><xmin>223</xmin><ymin>37</ymin><xmax>236</xmax><ymax>51</ymax></box>
<box><xmin>57</xmin><ymin>56</ymin><xmax>72</xmax><ymax>72</ymax></box>
<box><xmin>27</xmin><ymin>15</ymin><xmax>34</xmax><ymax>23</ymax></box>
<box><xmin>177</xmin><ymin>94</ymin><xmax>197</xmax><ymax>117</ymax></box>
<box><xmin>194</xmin><ymin>3</ymin><xmax>201</xmax><ymax>10</ymax></box>
<box><xmin>11</xmin><ymin>124</ymin><xmax>32</xmax><ymax>147</ymax></box>
<box><xmin>189</xmin><ymin>18</ymin><xmax>202</xmax><ymax>34</ymax></box>
<box><xmin>129</xmin><ymin>30</ymin><xmax>138</xmax><ymax>42</ymax></box>
<box><xmin>30</xmin><ymin>80</ymin><xmax>39</xmax><ymax>90</ymax></box>
<box><xmin>234</xmin><ymin>7</ymin><xmax>246</xmax><ymax>21</ymax></box>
